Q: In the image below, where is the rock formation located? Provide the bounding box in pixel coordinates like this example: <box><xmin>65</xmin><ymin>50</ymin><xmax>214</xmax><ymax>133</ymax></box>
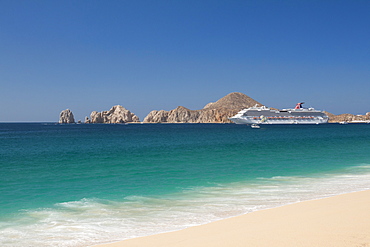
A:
<box><xmin>87</xmin><ymin>105</ymin><xmax>140</xmax><ymax>124</ymax></box>
<box><xmin>143</xmin><ymin>92</ymin><xmax>263</xmax><ymax>123</ymax></box>
<box><xmin>84</xmin><ymin>116</ymin><xmax>91</xmax><ymax>123</ymax></box>
<box><xmin>58</xmin><ymin>93</ymin><xmax>368</xmax><ymax>124</ymax></box>
<box><xmin>325</xmin><ymin>111</ymin><xmax>370</xmax><ymax>123</ymax></box>
<box><xmin>59</xmin><ymin>109</ymin><xmax>75</xmax><ymax>124</ymax></box>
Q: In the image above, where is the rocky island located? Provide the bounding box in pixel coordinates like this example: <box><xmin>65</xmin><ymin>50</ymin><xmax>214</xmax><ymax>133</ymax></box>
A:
<box><xmin>59</xmin><ymin>109</ymin><xmax>75</xmax><ymax>124</ymax></box>
<box><xmin>85</xmin><ymin>105</ymin><xmax>140</xmax><ymax>124</ymax></box>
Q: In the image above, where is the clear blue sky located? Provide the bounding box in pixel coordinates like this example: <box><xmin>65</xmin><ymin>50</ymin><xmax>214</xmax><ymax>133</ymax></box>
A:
<box><xmin>1</xmin><ymin>0</ymin><xmax>369</xmax><ymax>122</ymax></box>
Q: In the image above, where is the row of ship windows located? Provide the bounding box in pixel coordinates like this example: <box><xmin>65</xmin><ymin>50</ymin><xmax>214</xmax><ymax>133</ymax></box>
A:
<box><xmin>249</xmin><ymin>116</ymin><xmax>318</xmax><ymax>119</ymax></box>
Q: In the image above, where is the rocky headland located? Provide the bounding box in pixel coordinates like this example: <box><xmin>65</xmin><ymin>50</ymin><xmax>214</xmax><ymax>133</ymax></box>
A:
<box><xmin>143</xmin><ymin>92</ymin><xmax>369</xmax><ymax>123</ymax></box>
<box><xmin>325</xmin><ymin>111</ymin><xmax>370</xmax><ymax>123</ymax></box>
<box><xmin>59</xmin><ymin>109</ymin><xmax>75</xmax><ymax>124</ymax></box>
<box><xmin>143</xmin><ymin>92</ymin><xmax>262</xmax><ymax>123</ymax></box>
<box><xmin>85</xmin><ymin>105</ymin><xmax>140</xmax><ymax>124</ymax></box>
<box><xmin>59</xmin><ymin>93</ymin><xmax>368</xmax><ymax>124</ymax></box>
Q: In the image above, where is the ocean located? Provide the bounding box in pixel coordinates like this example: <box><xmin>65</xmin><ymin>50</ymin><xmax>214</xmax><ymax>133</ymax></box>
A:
<box><xmin>1</xmin><ymin>123</ymin><xmax>370</xmax><ymax>246</ymax></box>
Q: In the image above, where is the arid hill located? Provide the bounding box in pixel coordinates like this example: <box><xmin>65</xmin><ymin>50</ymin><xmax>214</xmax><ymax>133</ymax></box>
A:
<box><xmin>203</xmin><ymin>92</ymin><xmax>263</xmax><ymax>110</ymax></box>
<box><xmin>143</xmin><ymin>92</ymin><xmax>263</xmax><ymax>123</ymax></box>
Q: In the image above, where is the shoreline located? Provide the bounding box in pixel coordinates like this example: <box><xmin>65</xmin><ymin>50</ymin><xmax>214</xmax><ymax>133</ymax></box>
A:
<box><xmin>94</xmin><ymin>190</ymin><xmax>370</xmax><ymax>247</ymax></box>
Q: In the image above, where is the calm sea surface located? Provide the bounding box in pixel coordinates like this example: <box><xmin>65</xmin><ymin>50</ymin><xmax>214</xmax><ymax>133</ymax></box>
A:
<box><xmin>1</xmin><ymin>123</ymin><xmax>370</xmax><ymax>246</ymax></box>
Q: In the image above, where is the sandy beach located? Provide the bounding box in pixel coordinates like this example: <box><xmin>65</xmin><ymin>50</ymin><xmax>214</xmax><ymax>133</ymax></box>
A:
<box><xmin>95</xmin><ymin>190</ymin><xmax>370</xmax><ymax>247</ymax></box>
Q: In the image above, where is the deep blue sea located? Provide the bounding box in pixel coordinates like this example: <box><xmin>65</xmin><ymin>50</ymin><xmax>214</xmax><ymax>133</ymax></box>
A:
<box><xmin>1</xmin><ymin>123</ymin><xmax>370</xmax><ymax>246</ymax></box>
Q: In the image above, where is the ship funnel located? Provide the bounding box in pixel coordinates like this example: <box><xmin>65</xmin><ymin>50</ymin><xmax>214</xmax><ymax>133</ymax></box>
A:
<box><xmin>295</xmin><ymin>102</ymin><xmax>304</xmax><ymax>109</ymax></box>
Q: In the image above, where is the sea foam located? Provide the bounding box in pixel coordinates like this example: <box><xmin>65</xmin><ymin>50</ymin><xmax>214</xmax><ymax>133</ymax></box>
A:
<box><xmin>1</xmin><ymin>164</ymin><xmax>370</xmax><ymax>247</ymax></box>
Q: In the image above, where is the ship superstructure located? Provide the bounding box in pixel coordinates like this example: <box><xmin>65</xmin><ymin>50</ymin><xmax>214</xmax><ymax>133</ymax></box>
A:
<box><xmin>229</xmin><ymin>103</ymin><xmax>329</xmax><ymax>125</ymax></box>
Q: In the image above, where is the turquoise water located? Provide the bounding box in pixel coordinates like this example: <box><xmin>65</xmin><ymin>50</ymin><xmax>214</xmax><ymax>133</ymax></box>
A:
<box><xmin>1</xmin><ymin>123</ymin><xmax>370</xmax><ymax>246</ymax></box>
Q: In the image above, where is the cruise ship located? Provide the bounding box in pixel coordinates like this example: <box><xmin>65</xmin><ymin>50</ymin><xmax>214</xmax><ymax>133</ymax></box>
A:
<box><xmin>229</xmin><ymin>103</ymin><xmax>329</xmax><ymax>125</ymax></box>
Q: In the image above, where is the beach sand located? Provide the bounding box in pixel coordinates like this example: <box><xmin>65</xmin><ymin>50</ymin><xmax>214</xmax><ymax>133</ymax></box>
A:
<box><xmin>95</xmin><ymin>190</ymin><xmax>370</xmax><ymax>247</ymax></box>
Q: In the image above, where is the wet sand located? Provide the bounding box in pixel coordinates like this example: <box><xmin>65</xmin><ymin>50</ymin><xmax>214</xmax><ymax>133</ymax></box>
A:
<box><xmin>95</xmin><ymin>190</ymin><xmax>370</xmax><ymax>247</ymax></box>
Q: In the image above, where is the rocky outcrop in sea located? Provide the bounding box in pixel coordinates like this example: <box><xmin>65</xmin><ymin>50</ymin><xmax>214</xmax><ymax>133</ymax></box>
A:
<box><xmin>59</xmin><ymin>109</ymin><xmax>75</xmax><ymax>124</ymax></box>
<box><xmin>58</xmin><ymin>92</ymin><xmax>368</xmax><ymax>124</ymax></box>
<box><xmin>143</xmin><ymin>92</ymin><xmax>263</xmax><ymax>123</ymax></box>
<box><xmin>86</xmin><ymin>105</ymin><xmax>140</xmax><ymax>124</ymax></box>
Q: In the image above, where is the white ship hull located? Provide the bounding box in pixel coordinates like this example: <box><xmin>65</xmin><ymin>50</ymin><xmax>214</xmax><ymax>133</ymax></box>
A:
<box><xmin>229</xmin><ymin>104</ymin><xmax>329</xmax><ymax>125</ymax></box>
<box><xmin>230</xmin><ymin>117</ymin><xmax>328</xmax><ymax>125</ymax></box>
